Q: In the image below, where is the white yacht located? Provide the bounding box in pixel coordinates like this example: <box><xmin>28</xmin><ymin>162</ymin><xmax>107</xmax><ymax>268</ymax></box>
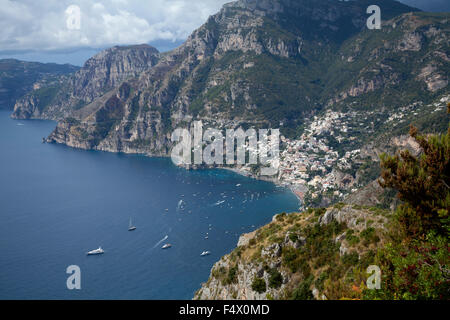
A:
<box><xmin>200</xmin><ymin>251</ymin><xmax>211</xmax><ymax>256</ymax></box>
<box><xmin>162</xmin><ymin>244</ymin><xmax>172</xmax><ymax>249</ymax></box>
<box><xmin>87</xmin><ymin>247</ymin><xmax>105</xmax><ymax>255</ymax></box>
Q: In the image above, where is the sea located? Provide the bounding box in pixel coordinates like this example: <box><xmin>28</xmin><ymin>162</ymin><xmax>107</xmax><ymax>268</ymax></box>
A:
<box><xmin>0</xmin><ymin>110</ymin><xmax>300</xmax><ymax>299</ymax></box>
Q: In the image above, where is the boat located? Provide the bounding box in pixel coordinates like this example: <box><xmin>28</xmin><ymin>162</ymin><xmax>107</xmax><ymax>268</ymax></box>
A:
<box><xmin>162</xmin><ymin>244</ymin><xmax>172</xmax><ymax>249</ymax></box>
<box><xmin>200</xmin><ymin>251</ymin><xmax>211</xmax><ymax>256</ymax></box>
<box><xmin>87</xmin><ymin>247</ymin><xmax>104</xmax><ymax>255</ymax></box>
<box><xmin>128</xmin><ymin>218</ymin><xmax>136</xmax><ymax>231</ymax></box>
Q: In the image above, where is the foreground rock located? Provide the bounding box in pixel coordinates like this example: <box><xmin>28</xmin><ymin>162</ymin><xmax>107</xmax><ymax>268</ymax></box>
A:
<box><xmin>195</xmin><ymin>205</ymin><xmax>391</xmax><ymax>300</ymax></box>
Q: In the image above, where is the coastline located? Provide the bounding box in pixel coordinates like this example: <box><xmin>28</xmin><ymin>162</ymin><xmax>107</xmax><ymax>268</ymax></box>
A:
<box><xmin>9</xmin><ymin>109</ymin><xmax>305</xmax><ymax>211</ymax></box>
<box><xmin>220</xmin><ymin>166</ymin><xmax>305</xmax><ymax>210</ymax></box>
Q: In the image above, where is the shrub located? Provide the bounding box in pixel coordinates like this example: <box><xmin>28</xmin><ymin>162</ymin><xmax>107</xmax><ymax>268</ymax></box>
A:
<box><xmin>290</xmin><ymin>277</ymin><xmax>314</xmax><ymax>300</ymax></box>
<box><xmin>251</xmin><ymin>277</ymin><xmax>266</xmax><ymax>294</ymax></box>
<box><xmin>282</xmin><ymin>246</ymin><xmax>300</xmax><ymax>273</ymax></box>
<box><xmin>268</xmin><ymin>269</ymin><xmax>283</xmax><ymax>289</ymax></box>
<box><xmin>342</xmin><ymin>252</ymin><xmax>359</xmax><ymax>267</ymax></box>
<box><xmin>222</xmin><ymin>266</ymin><xmax>238</xmax><ymax>285</ymax></box>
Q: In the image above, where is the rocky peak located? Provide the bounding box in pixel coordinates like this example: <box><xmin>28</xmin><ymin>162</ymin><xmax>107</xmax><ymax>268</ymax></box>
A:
<box><xmin>71</xmin><ymin>44</ymin><xmax>160</xmax><ymax>103</ymax></box>
<box><xmin>12</xmin><ymin>44</ymin><xmax>160</xmax><ymax>120</ymax></box>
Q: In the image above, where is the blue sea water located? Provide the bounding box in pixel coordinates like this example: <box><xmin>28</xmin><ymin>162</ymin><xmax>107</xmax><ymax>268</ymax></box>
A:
<box><xmin>0</xmin><ymin>110</ymin><xmax>300</xmax><ymax>300</ymax></box>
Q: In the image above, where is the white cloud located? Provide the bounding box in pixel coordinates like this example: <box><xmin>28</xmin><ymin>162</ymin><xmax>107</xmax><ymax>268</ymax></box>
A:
<box><xmin>0</xmin><ymin>0</ymin><xmax>230</xmax><ymax>51</ymax></box>
<box><xmin>1</xmin><ymin>0</ymin><xmax>446</xmax><ymax>52</ymax></box>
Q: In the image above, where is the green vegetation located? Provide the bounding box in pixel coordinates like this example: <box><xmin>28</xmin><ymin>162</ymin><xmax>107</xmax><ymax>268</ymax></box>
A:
<box><xmin>290</xmin><ymin>277</ymin><xmax>314</xmax><ymax>300</ymax></box>
<box><xmin>223</xmin><ymin>265</ymin><xmax>239</xmax><ymax>285</ymax></box>
<box><xmin>367</xmin><ymin>113</ymin><xmax>450</xmax><ymax>299</ymax></box>
<box><xmin>346</xmin><ymin>229</ymin><xmax>360</xmax><ymax>246</ymax></box>
<box><xmin>268</xmin><ymin>269</ymin><xmax>283</xmax><ymax>289</ymax></box>
<box><xmin>34</xmin><ymin>86</ymin><xmax>60</xmax><ymax>112</ymax></box>
<box><xmin>251</xmin><ymin>277</ymin><xmax>266</xmax><ymax>294</ymax></box>
<box><xmin>0</xmin><ymin>59</ymin><xmax>78</xmax><ymax>110</ymax></box>
<box><xmin>360</xmin><ymin>227</ymin><xmax>380</xmax><ymax>245</ymax></box>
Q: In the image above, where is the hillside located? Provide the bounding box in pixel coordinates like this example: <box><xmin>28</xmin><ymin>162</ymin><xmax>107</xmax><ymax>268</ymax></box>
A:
<box><xmin>194</xmin><ymin>205</ymin><xmax>392</xmax><ymax>300</ymax></box>
<box><xmin>195</xmin><ymin>112</ymin><xmax>450</xmax><ymax>300</ymax></box>
<box><xmin>38</xmin><ymin>3</ymin><xmax>445</xmax><ymax>167</ymax></box>
<box><xmin>39</xmin><ymin>0</ymin><xmax>448</xmax><ymax>154</ymax></box>
<box><xmin>0</xmin><ymin>59</ymin><xmax>78</xmax><ymax>110</ymax></box>
<box><xmin>11</xmin><ymin>44</ymin><xmax>160</xmax><ymax>120</ymax></box>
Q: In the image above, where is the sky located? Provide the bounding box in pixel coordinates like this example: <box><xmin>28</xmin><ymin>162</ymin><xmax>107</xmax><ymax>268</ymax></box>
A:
<box><xmin>0</xmin><ymin>0</ymin><xmax>448</xmax><ymax>66</ymax></box>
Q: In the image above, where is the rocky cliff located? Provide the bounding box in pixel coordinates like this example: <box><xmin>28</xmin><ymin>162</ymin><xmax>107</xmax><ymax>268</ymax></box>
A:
<box><xmin>0</xmin><ymin>59</ymin><xmax>78</xmax><ymax>110</ymax></box>
<box><xmin>43</xmin><ymin>1</ymin><xmax>448</xmax><ymax>159</ymax></box>
<box><xmin>12</xmin><ymin>44</ymin><xmax>160</xmax><ymax>120</ymax></box>
<box><xmin>195</xmin><ymin>205</ymin><xmax>391</xmax><ymax>300</ymax></box>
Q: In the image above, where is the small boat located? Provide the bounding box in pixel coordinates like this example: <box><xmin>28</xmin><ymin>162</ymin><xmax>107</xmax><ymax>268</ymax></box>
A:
<box><xmin>200</xmin><ymin>251</ymin><xmax>211</xmax><ymax>256</ymax></box>
<box><xmin>87</xmin><ymin>247</ymin><xmax>104</xmax><ymax>255</ymax></box>
<box><xmin>162</xmin><ymin>244</ymin><xmax>172</xmax><ymax>249</ymax></box>
<box><xmin>128</xmin><ymin>218</ymin><xmax>136</xmax><ymax>231</ymax></box>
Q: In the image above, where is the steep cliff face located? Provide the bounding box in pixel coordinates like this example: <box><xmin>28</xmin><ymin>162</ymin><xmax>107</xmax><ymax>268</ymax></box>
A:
<box><xmin>46</xmin><ymin>0</ymin><xmax>446</xmax><ymax>157</ymax></box>
<box><xmin>328</xmin><ymin>12</ymin><xmax>449</xmax><ymax>107</ymax></box>
<box><xmin>12</xmin><ymin>44</ymin><xmax>160</xmax><ymax>120</ymax></box>
<box><xmin>0</xmin><ymin>59</ymin><xmax>78</xmax><ymax>110</ymax></box>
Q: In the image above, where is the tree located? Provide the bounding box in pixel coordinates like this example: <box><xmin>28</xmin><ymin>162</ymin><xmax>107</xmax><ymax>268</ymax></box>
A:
<box><xmin>379</xmin><ymin>106</ymin><xmax>450</xmax><ymax>237</ymax></box>
<box><xmin>369</xmin><ymin>103</ymin><xmax>450</xmax><ymax>299</ymax></box>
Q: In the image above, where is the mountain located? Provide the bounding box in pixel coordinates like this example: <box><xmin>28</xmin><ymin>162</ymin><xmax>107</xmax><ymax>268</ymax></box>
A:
<box><xmin>0</xmin><ymin>59</ymin><xmax>78</xmax><ymax>110</ymax></box>
<box><xmin>35</xmin><ymin>0</ymin><xmax>447</xmax><ymax>156</ymax></box>
<box><xmin>11</xmin><ymin>44</ymin><xmax>160</xmax><ymax>120</ymax></box>
<box><xmin>9</xmin><ymin>0</ymin><xmax>448</xmax><ymax>207</ymax></box>
<box><xmin>6</xmin><ymin>0</ymin><xmax>448</xmax><ymax>301</ymax></box>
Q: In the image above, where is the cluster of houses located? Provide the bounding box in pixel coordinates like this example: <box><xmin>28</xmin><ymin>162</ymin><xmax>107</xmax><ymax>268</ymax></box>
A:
<box><xmin>276</xmin><ymin>111</ymin><xmax>362</xmax><ymax>203</ymax></box>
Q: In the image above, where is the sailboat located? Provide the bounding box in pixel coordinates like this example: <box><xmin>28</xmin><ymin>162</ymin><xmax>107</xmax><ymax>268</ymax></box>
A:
<box><xmin>128</xmin><ymin>218</ymin><xmax>137</xmax><ymax>231</ymax></box>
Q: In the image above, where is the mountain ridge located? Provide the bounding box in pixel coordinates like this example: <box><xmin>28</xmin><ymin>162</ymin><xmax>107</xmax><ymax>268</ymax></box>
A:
<box><xmin>39</xmin><ymin>1</ymin><xmax>447</xmax><ymax>155</ymax></box>
<box><xmin>0</xmin><ymin>59</ymin><xmax>78</xmax><ymax>110</ymax></box>
<box><xmin>11</xmin><ymin>44</ymin><xmax>160</xmax><ymax>120</ymax></box>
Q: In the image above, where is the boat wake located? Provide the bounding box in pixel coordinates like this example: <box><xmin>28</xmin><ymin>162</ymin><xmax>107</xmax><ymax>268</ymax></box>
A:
<box><xmin>211</xmin><ymin>200</ymin><xmax>225</xmax><ymax>206</ymax></box>
<box><xmin>153</xmin><ymin>235</ymin><xmax>169</xmax><ymax>249</ymax></box>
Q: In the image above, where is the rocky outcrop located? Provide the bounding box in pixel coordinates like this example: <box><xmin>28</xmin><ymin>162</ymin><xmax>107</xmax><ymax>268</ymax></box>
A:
<box><xmin>12</xmin><ymin>44</ymin><xmax>160</xmax><ymax>120</ymax></box>
<box><xmin>195</xmin><ymin>230</ymin><xmax>293</xmax><ymax>300</ymax></box>
<box><xmin>319</xmin><ymin>205</ymin><xmax>387</xmax><ymax>231</ymax></box>
<box><xmin>195</xmin><ymin>205</ymin><xmax>390</xmax><ymax>300</ymax></box>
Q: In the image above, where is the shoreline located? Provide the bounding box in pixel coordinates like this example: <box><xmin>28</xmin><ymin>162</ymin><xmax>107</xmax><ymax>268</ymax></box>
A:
<box><xmin>219</xmin><ymin>166</ymin><xmax>305</xmax><ymax>210</ymax></box>
<box><xmin>6</xmin><ymin>111</ymin><xmax>305</xmax><ymax>209</ymax></box>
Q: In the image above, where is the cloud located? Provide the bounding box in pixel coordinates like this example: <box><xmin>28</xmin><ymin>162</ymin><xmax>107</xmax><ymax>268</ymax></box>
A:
<box><xmin>0</xmin><ymin>0</ymin><xmax>448</xmax><ymax>52</ymax></box>
<box><xmin>0</xmin><ymin>0</ymin><xmax>229</xmax><ymax>51</ymax></box>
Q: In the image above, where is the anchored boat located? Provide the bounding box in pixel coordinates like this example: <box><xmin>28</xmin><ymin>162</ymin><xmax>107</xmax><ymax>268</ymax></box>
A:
<box><xmin>87</xmin><ymin>247</ymin><xmax>105</xmax><ymax>255</ymax></box>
